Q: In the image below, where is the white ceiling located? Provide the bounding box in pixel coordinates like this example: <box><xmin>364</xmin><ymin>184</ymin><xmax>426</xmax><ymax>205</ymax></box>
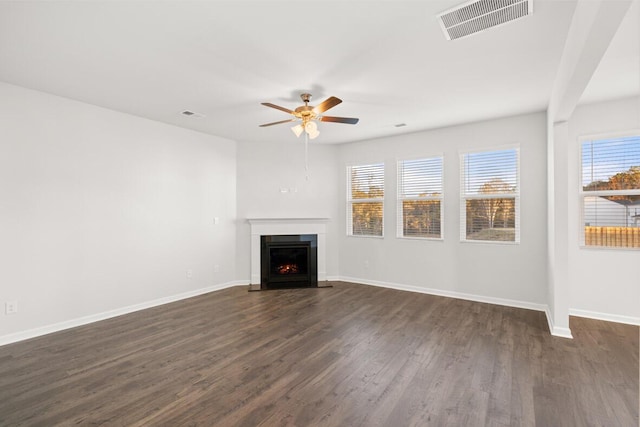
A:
<box><xmin>579</xmin><ymin>0</ymin><xmax>640</xmax><ymax>105</ymax></box>
<box><xmin>0</xmin><ymin>1</ymin><xmax>636</xmax><ymax>145</ymax></box>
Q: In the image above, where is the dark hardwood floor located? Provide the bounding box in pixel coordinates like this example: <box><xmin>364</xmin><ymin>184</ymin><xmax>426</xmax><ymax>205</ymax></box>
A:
<box><xmin>0</xmin><ymin>282</ymin><xmax>637</xmax><ymax>426</ymax></box>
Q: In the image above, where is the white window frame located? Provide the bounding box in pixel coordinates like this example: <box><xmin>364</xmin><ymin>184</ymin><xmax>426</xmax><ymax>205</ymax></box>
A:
<box><xmin>459</xmin><ymin>146</ymin><xmax>520</xmax><ymax>244</ymax></box>
<box><xmin>346</xmin><ymin>162</ymin><xmax>385</xmax><ymax>238</ymax></box>
<box><xmin>397</xmin><ymin>155</ymin><xmax>444</xmax><ymax>240</ymax></box>
<box><xmin>579</xmin><ymin>130</ymin><xmax>640</xmax><ymax>250</ymax></box>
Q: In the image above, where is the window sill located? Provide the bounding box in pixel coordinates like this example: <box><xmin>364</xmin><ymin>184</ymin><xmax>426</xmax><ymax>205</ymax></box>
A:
<box><xmin>397</xmin><ymin>236</ymin><xmax>444</xmax><ymax>242</ymax></box>
<box><xmin>580</xmin><ymin>245</ymin><xmax>639</xmax><ymax>252</ymax></box>
<box><xmin>460</xmin><ymin>239</ymin><xmax>520</xmax><ymax>245</ymax></box>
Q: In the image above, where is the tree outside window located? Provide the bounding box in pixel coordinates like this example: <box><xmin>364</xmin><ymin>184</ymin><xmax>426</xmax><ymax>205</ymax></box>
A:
<box><xmin>347</xmin><ymin>163</ymin><xmax>384</xmax><ymax>236</ymax></box>
<box><xmin>461</xmin><ymin>148</ymin><xmax>519</xmax><ymax>243</ymax></box>
<box><xmin>397</xmin><ymin>157</ymin><xmax>443</xmax><ymax>239</ymax></box>
<box><xmin>581</xmin><ymin>135</ymin><xmax>640</xmax><ymax>248</ymax></box>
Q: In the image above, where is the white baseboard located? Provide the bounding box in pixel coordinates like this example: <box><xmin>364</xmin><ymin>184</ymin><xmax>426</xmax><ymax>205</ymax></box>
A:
<box><xmin>0</xmin><ymin>281</ymin><xmax>243</xmax><ymax>347</ymax></box>
<box><xmin>335</xmin><ymin>276</ymin><xmax>580</xmax><ymax>338</ymax></box>
<box><xmin>14</xmin><ymin>278</ymin><xmax>634</xmax><ymax>347</ymax></box>
<box><xmin>545</xmin><ymin>308</ymin><xmax>574</xmax><ymax>339</ymax></box>
<box><xmin>337</xmin><ymin>276</ymin><xmax>548</xmax><ymax>312</ymax></box>
<box><xmin>569</xmin><ymin>309</ymin><xmax>640</xmax><ymax>326</ymax></box>
<box><xmin>338</xmin><ymin>276</ymin><xmax>578</xmax><ymax>339</ymax></box>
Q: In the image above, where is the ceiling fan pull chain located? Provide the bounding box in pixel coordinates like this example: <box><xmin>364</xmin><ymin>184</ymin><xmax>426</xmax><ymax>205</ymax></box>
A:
<box><xmin>305</xmin><ymin>132</ymin><xmax>310</xmax><ymax>181</ymax></box>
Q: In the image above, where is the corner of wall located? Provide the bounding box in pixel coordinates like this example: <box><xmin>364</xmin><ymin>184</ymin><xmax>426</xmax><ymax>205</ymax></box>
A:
<box><xmin>545</xmin><ymin>307</ymin><xmax>574</xmax><ymax>339</ymax></box>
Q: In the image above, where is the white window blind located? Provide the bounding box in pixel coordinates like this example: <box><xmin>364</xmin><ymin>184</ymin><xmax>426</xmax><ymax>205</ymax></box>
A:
<box><xmin>397</xmin><ymin>157</ymin><xmax>443</xmax><ymax>238</ymax></box>
<box><xmin>581</xmin><ymin>134</ymin><xmax>640</xmax><ymax>249</ymax></box>
<box><xmin>460</xmin><ymin>148</ymin><xmax>519</xmax><ymax>242</ymax></box>
<box><xmin>347</xmin><ymin>163</ymin><xmax>384</xmax><ymax>236</ymax></box>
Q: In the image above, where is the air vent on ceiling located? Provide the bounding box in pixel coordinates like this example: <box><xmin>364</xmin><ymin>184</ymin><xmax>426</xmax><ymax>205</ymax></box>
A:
<box><xmin>437</xmin><ymin>0</ymin><xmax>533</xmax><ymax>41</ymax></box>
<box><xmin>181</xmin><ymin>110</ymin><xmax>205</xmax><ymax>118</ymax></box>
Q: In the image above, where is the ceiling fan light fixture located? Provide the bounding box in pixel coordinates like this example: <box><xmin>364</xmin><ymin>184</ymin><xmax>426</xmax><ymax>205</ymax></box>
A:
<box><xmin>291</xmin><ymin>124</ymin><xmax>304</xmax><ymax>137</ymax></box>
<box><xmin>304</xmin><ymin>121</ymin><xmax>318</xmax><ymax>133</ymax></box>
<box><xmin>260</xmin><ymin>93</ymin><xmax>359</xmax><ymax>142</ymax></box>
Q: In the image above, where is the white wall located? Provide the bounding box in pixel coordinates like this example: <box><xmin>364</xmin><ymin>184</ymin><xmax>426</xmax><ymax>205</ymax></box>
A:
<box><xmin>2</xmin><ymin>81</ymin><xmax>636</xmax><ymax>345</ymax></box>
<box><xmin>0</xmin><ymin>82</ymin><xmax>237</xmax><ymax>341</ymax></box>
<box><xmin>567</xmin><ymin>96</ymin><xmax>640</xmax><ymax>322</ymax></box>
<box><xmin>336</xmin><ymin>112</ymin><xmax>548</xmax><ymax>308</ymax></box>
<box><xmin>235</xmin><ymin>140</ymin><xmax>340</xmax><ymax>281</ymax></box>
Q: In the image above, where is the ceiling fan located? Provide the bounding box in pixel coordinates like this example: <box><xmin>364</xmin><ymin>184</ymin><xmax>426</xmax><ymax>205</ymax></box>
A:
<box><xmin>259</xmin><ymin>93</ymin><xmax>359</xmax><ymax>139</ymax></box>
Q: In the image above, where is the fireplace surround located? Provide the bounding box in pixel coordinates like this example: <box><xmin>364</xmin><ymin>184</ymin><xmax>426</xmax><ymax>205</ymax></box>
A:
<box><xmin>248</xmin><ymin>218</ymin><xmax>328</xmax><ymax>290</ymax></box>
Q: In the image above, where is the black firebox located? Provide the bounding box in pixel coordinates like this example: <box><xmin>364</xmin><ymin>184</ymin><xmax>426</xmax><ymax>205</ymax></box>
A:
<box><xmin>260</xmin><ymin>234</ymin><xmax>318</xmax><ymax>290</ymax></box>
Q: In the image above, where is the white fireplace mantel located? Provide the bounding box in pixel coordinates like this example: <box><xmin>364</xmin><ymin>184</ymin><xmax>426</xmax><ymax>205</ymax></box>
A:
<box><xmin>248</xmin><ymin>218</ymin><xmax>329</xmax><ymax>285</ymax></box>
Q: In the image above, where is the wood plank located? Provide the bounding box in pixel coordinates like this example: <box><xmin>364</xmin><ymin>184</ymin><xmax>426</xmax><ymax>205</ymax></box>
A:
<box><xmin>0</xmin><ymin>282</ymin><xmax>637</xmax><ymax>426</ymax></box>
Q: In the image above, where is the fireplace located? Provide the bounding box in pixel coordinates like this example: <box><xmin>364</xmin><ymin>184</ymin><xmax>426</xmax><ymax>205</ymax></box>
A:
<box><xmin>248</xmin><ymin>218</ymin><xmax>328</xmax><ymax>287</ymax></box>
<box><xmin>261</xmin><ymin>234</ymin><xmax>318</xmax><ymax>290</ymax></box>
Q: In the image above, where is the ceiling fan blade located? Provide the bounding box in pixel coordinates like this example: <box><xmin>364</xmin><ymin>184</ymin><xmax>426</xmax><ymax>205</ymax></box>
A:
<box><xmin>259</xmin><ymin>119</ymin><xmax>296</xmax><ymax>127</ymax></box>
<box><xmin>313</xmin><ymin>96</ymin><xmax>342</xmax><ymax>114</ymax></box>
<box><xmin>261</xmin><ymin>102</ymin><xmax>294</xmax><ymax>114</ymax></box>
<box><xmin>320</xmin><ymin>116</ymin><xmax>359</xmax><ymax>125</ymax></box>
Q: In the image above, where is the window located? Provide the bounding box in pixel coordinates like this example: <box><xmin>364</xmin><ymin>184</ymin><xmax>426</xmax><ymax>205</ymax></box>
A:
<box><xmin>397</xmin><ymin>157</ymin><xmax>443</xmax><ymax>238</ymax></box>
<box><xmin>581</xmin><ymin>134</ymin><xmax>640</xmax><ymax>249</ymax></box>
<box><xmin>460</xmin><ymin>148</ymin><xmax>519</xmax><ymax>243</ymax></box>
<box><xmin>347</xmin><ymin>163</ymin><xmax>384</xmax><ymax>236</ymax></box>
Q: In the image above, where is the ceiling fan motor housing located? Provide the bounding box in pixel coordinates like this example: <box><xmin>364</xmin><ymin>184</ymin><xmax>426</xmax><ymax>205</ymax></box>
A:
<box><xmin>295</xmin><ymin>105</ymin><xmax>315</xmax><ymax>120</ymax></box>
<box><xmin>296</xmin><ymin>94</ymin><xmax>315</xmax><ymax>122</ymax></box>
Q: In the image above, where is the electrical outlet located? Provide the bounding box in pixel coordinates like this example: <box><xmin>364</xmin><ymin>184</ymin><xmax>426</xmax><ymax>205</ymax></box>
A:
<box><xmin>6</xmin><ymin>301</ymin><xmax>18</xmax><ymax>315</ymax></box>
<box><xmin>364</xmin><ymin>260</ymin><xmax>370</xmax><ymax>269</ymax></box>
<box><xmin>214</xmin><ymin>265</ymin><xmax>220</xmax><ymax>273</ymax></box>
<box><xmin>186</xmin><ymin>269</ymin><xmax>193</xmax><ymax>279</ymax></box>
<box><xmin>214</xmin><ymin>217</ymin><xmax>219</xmax><ymax>225</ymax></box>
